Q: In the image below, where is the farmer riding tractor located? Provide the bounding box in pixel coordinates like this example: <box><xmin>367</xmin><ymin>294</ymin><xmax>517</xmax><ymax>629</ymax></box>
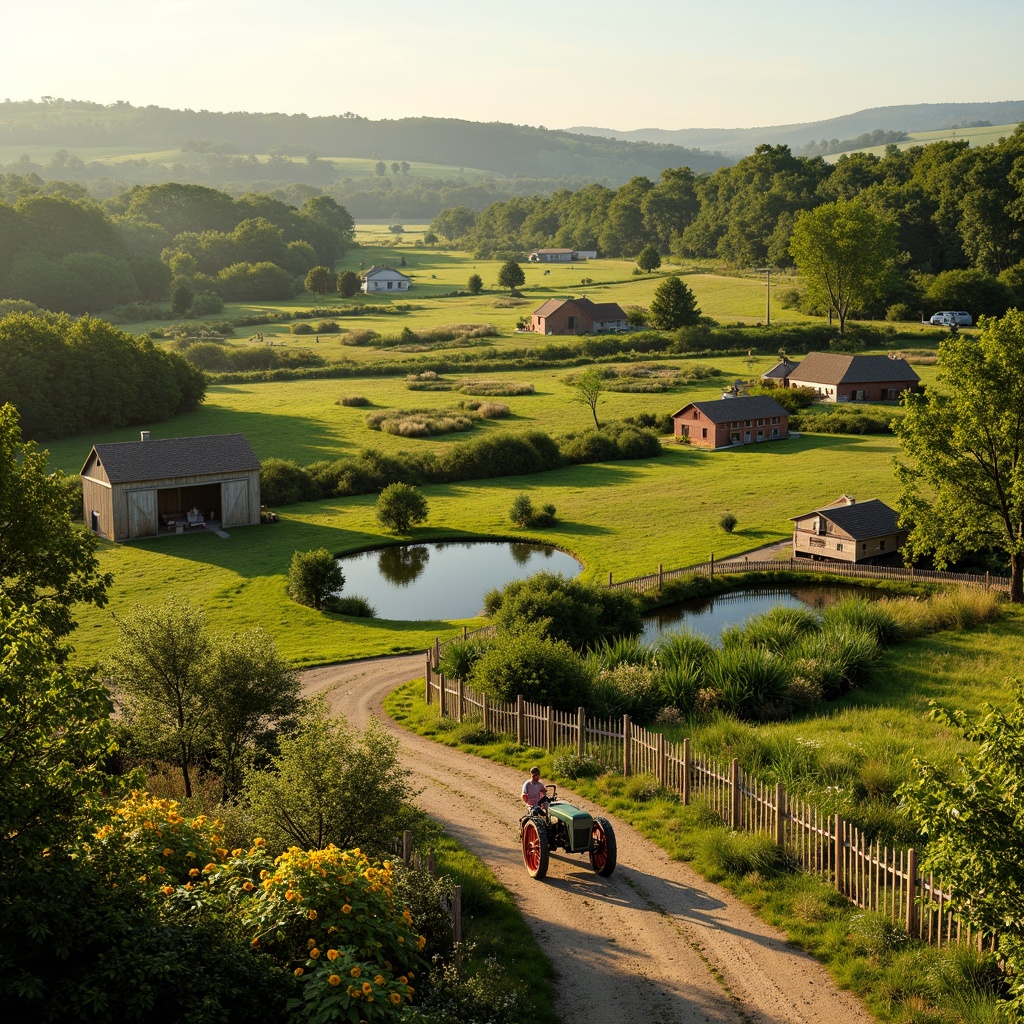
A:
<box><xmin>519</xmin><ymin>785</ymin><xmax>617</xmax><ymax>880</ymax></box>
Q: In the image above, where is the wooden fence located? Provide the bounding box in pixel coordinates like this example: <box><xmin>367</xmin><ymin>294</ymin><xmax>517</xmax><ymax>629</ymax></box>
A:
<box><xmin>605</xmin><ymin>557</ymin><xmax>1010</xmax><ymax>596</ymax></box>
<box><xmin>422</xmin><ymin>661</ymin><xmax>992</xmax><ymax>952</ymax></box>
<box><xmin>392</xmin><ymin>829</ymin><xmax>462</xmax><ymax>947</ymax></box>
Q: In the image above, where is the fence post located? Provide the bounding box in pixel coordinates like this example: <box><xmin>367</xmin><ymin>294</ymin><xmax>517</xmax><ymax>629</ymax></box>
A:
<box><xmin>710</xmin><ymin>553</ymin><xmax>715</xmax><ymax>580</ymax></box>
<box><xmin>730</xmin><ymin>758</ymin><xmax>741</xmax><ymax>828</ymax></box>
<box><xmin>985</xmin><ymin>570</ymin><xmax>991</xmax><ymax>591</ymax></box>
<box><xmin>907</xmin><ymin>847</ymin><xmax>919</xmax><ymax>936</ymax></box>
<box><xmin>682</xmin><ymin>737</ymin><xmax>691</xmax><ymax>805</ymax></box>
<box><xmin>462</xmin><ymin>625</ymin><xmax>467</xmax><ymax>640</ymax></box>
<box><xmin>482</xmin><ymin>692</ymin><xmax>490</xmax><ymax>733</ymax></box>
<box><xmin>516</xmin><ymin>695</ymin><xmax>524</xmax><ymax>746</ymax></box>
<box><xmin>439</xmin><ymin>674</ymin><xmax>447</xmax><ymax>717</ymax></box>
<box><xmin>577</xmin><ymin>706</ymin><xmax>585</xmax><ymax>757</ymax></box>
<box><xmin>608</xmin><ymin>570</ymin><xmax>613</xmax><ymax>586</ymax></box>
<box><xmin>425</xmin><ymin>656</ymin><xmax>432</xmax><ymax>706</ymax></box>
<box><xmin>434</xmin><ymin>637</ymin><xmax>440</xmax><ymax>668</ymax></box>
<box><xmin>403</xmin><ymin>830</ymin><xmax>412</xmax><ymax>865</ymax></box>
<box><xmin>834</xmin><ymin>814</ymin><xmax>844</xmax><ymax>894</ymax></box>
<box><xmin>658</xmin><ymin>562</ymin><xmax>663</xmax><ymax>589</ymax></box>
<box><xmin>657</xmin><ymin>733</ymin><xmax>665</xmax><ymax>787</ymax></box>
<box><xmin>456</xmin><ymin>678</ymin><xmax>464</xmax><ymax>723</ymax></box>
<box><xmin>427</xmin><ymin>850</ymin><xmax>436</xmax><ymax>878</ymax></box>
<box><xmin>774</xmin><ymin>783</ymin><xmax>786</xmax><ymax>848</ymax></box>
<box><xmin>622</xmin><ymin>715</ymin><xmax>631</xmax><ymax>777</ymax></box>
<box><xmin>453</xmin><ymin>884</ymin><xmax>463</xmax><ymax>953</ymax></box>
<box><xmin>546</xmin><ymin>706</ymin><xmax>554</xmax><ymax>752</ymax></box>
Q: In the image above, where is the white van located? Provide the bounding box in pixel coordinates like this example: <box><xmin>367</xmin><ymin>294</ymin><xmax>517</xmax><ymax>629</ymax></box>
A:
<box><xmin>929</xmin><ymin>311</ymin><xmax>973</xmax><ymax>327</ymax></box>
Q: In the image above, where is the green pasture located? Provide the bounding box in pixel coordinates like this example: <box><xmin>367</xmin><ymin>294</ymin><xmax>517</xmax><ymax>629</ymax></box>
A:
<box><xmin>830</xmin><ymin>119</ymin><xmax>1021</xmax><ymax>161</ymax></box>
<box><xmin>65</xmin><ymin>432</ymin><xmax>903</xmax><ymax>666</ymax></box>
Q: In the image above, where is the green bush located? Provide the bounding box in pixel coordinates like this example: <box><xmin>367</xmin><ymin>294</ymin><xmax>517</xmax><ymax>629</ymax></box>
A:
<box><xmin>696</xmin><ymin>828</ymin><xmax>786</xmax><ymax>879</ymax></box>
<box><xmin>287</xmin><ymin>548</ymin><xmax>344</xmax><ymax>610</ymax></box>
<box><xmin>706</xmin><ymin>646</ymin><xmax>791</xmax><ymax>721</ymax></box>
<box><xmin>509</xmin><ymin>493</ymin><xmax>534</xmax><ymax>528</ymax></box>
<box><xmin>375</xmin><ymin>482</ymin><xmax>429</xmax><ymax>533</ymax></box>
<box><xmin>468</xmin><ymin>627</ymin><xmax>594</xmax><ymax>711</ymax></box>
<box><xmin>437</xmin><ymin>638</ymin><xmax>487</xmax><ymax>681</ymax></box>
<box><xmin>588</xmin><ymin>663</ymin><xmax>664</xmax><ymax>724</ymax></box>
<box><xmin>820</xmin><ymin>598</ymin><xmax>904</xmax><ymax>646</ymax></box>
<box><xmin>260</xmin><ymin>457</ymin><xmax>316</xmax><ymax>506</ymax></box>
<box><xmin>719</xmin><ymin>511</ymin><xmax>738</xmax><ymax>533</ymax></box>
<box><xmin>552</xmin><ymin>748</ymin><xmax>606</xmax><ymax>779</ymax></box>
<box><xmin>337</xmin><ymin>394</ymin><xmax>370</xmax><ymax>407</ymax></box>
<box><xmin>324</xmin><ymin>594</ymin><xmax>376</xmax><ymax>618</ymax></box>
<box><xmin>421</xmin><ymin>953</ymin><xmax>531</xmax><ymax>1024</ymax></box>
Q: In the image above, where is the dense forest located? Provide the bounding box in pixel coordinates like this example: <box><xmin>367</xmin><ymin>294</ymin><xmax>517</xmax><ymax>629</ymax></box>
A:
<box><xmin>432</xmin><ymin>130</ymin><xmax>1024</xmax><ymax>317</ymax></box>
<box><xmin>0</xmin><ymin>180</ymin><xmax>354</xmax><ymax>315</ymax></box>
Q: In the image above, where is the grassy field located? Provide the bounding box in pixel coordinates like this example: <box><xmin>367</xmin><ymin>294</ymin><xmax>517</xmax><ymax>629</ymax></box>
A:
<box><xmin>826</xmin><ymin>119</ymin><xmax>1021</xmax><ymax>161</ymax></box>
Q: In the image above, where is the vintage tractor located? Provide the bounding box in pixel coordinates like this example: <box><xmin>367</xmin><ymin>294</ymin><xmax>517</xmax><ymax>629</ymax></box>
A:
<box><xmin>519</xmin><ymin>786</ymin><xmax>617</xmax><ymax>880</ymax></box>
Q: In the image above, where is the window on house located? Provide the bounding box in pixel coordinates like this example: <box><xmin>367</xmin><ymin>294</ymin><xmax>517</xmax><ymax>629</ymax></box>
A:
<box><xmin>880</xmin><ymin>540</ymin><xmax>886</xmax><ymax>550</ymax></box>
<box><xmin>837</xmin><ymin>543</ymin><xmax>844</xmax><ymax>551</ymax></box>
<box><xmin>567</xmin><ymin>316</ymin><xmax>576</xmax><ymax>329</ymax></box>
<box><xmin>744</xmin><ymin>420</ymin><xmax>751</xmax><ymax>427</ymax></box>
<box><xmin>693</xmin><ymin>411</ymin><xmax>699</xmax><ymax>419</ymax></box>
<box><xmin>771</xmin><ymin>428</ymin><xmax>778</xmax><ymax>436</ymax></box>
<box><xmin>862</xmin><ymin>543</ymin><xmax>867</xmax><ymax>551</ymax></box>
<box><xmin>701</xmin><ymin>428</ymin><xmax>707</xmax><ymax>439</ymax></box>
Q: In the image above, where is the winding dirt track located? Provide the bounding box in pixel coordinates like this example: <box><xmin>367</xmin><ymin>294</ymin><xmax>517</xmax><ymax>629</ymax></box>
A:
<box><xmin>301</xmin><ymin>655</ymin><xmax>874</xmax><ymax>1024</ymax></box>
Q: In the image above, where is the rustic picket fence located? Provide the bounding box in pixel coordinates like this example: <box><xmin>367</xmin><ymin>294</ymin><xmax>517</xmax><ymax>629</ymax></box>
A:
<box><xmin>422</xmin><ymin>659</ymin><xmax>992</xmax><ymax>952</ymax></box>
<box><xmin>391</xmin><ymin>829</ymin><xmax>462</xmax><ymax>947</ymax></box>
<box><xmin>604</xmin><ymin>557</ymin><xmax>1010</xmax><ymax>596</ymax></box>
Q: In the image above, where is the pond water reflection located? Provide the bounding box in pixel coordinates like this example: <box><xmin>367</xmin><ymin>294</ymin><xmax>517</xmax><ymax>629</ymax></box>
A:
<box><xmin>640</xmin><ymin>584</ymin><xmax>879</xmax><ymax>646</ymax></box>
<box><xmin>337</xmin><ymin>541</ymin><xmax>582</xmax><ymax>621</ymax></box>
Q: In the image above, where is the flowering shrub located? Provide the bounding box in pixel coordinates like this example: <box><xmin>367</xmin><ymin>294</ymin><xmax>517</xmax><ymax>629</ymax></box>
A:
<box><xmin>245</xmin><ymin>846</ymin><xmax>427</xmax><ymax>1023</ymax></box>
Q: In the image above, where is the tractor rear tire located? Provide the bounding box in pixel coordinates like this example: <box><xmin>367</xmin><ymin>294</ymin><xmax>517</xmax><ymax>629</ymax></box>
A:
<box><xmin>522</xmin><ymin>818</ymin><xmax>549</xmax><ymax>880</ymax></box>
<box><xmin>589</xmin><ymin>816</ymin><xmax>617</xmax><ymax>877</ymax></box>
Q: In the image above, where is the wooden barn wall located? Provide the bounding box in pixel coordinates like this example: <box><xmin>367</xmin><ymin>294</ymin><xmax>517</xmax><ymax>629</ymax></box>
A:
<box><xmin>81</xmin><ymin>477</ymin><xmax>113</xmax><ymax>540</ymax></box>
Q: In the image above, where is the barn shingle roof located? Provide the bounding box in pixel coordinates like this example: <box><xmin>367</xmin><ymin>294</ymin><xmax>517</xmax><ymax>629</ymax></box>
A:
<box><xmin>788</xmin><ymin>352</ymin><xmax>920</xmax><ymax>385</ymax></box>
<box><xmin>793</xmin><ymin>498</ymin><xmax>900</xmax><ymax>540</ymax></box>
<box><xmin>85</xmin><ymin>434</ymin><xmax>260</xmax><ymax>484</ymax></box>
<box><xmin>671</xmin><ymin>395</ymin><xmax>789</xmax><ymax>423</ymax></box>
<box><xmin>531</xmin><ymin>297</ymin><xmax>627</xmax><ymax>320</ymax></box>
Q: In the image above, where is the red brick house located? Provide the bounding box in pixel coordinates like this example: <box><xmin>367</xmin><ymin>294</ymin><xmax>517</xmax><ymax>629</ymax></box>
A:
<box><xmin>791</xmin><ymin>495</ymin><xmax>907</xmax><ymax>564</ymax></box>
<box><xmin>672</xmin><ymin>395</ymin><xmax>789</xmax><ymax>449</ymax></box>
<box><xmin>761</xmin><ymin>352</ymin><xmax>919</xmax><ymax>402</ymax></box>
<box><xmin>528</xmin><ymin>297</ymin><xmax>628</xmax><ymax>335</ymax></box>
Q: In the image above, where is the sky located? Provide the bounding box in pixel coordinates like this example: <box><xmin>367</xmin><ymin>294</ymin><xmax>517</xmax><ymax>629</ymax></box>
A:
<box><xmin>4</xmin><ymin>0</ymin><xmax>1023</xmax><ymax>131</ymax></box>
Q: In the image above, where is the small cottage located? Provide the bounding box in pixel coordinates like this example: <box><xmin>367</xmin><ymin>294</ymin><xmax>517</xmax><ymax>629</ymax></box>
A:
<box><xmin>361</xmin><ymin>266</ymin><xmax>412</xmax><ymax>293</ymax></box>
<box><xmin>527</xmin><ymin>297</ymin><xmax>628</xmax><ymax>335</ymax></box>
<box><xmin>81</xmin><ymin>432</ymin><xmax>262</xmax><ymax>541</ymax></box>
<box><xmin>671</xmin><ymin>395</ymin><xmax>789</xmax><ymax>449</ymax></box>
<box><xmin>791</xmin><ymin>495</ymin><xmax>906</xmax><ymax>564</ymax></box>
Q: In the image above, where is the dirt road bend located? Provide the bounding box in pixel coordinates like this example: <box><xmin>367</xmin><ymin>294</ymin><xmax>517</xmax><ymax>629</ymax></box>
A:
<box><xmin>301</xmin><ymin>655</ymin><xmax>874</xmax><ymax>1024</ymax></box>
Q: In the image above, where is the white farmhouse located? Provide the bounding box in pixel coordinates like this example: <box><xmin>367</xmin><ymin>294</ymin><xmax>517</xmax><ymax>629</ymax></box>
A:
<box><xmin>361</xmin><ymin>266</ymin><xmax>412</xmax><ymax>293</ymax></box>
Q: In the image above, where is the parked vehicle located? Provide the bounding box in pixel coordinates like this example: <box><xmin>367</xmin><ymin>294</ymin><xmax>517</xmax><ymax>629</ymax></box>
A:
<box><xmin>519</xmin><ymin>785</ymin><xmax>617</xmax><ymax>880</ymax></box>
<box><xmin>929</xmin><ymin>311</ymin><xmax>973</xmax><ymax>327</ymax></box>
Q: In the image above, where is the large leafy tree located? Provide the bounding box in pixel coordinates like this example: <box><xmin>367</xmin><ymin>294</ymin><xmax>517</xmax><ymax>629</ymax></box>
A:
<box><xmin>899</xmin><ymin>683</ymin><xmax>1024</xmax><ymax>1011</ymax></box>
<box><xmin>894</xmin><ymin>309</ymin><xmax>1024</xmax><ymax>601</ymax></box>
<box><xmin>649</xmin><ymin>275</ymin><xmax>701</xmax><ymax>330</ymax></box>
<box><xmin>788</xmin><ymin>198</ymin><xmax>898</xmax><ymax>332</ymax></box>
<box><xmin>496</xmin><ymin>258</ymin><xmax>525</xmax><ymax>293</ymax></box>
<box><xmin>376</xmin><ymin>482</ymin><xmax>428</xmax><ymax>533</ymax></box>
<box><xmin>0</xmin><ymin>404</ymin><xmax>110</xmax><ymax>636</ymax></box>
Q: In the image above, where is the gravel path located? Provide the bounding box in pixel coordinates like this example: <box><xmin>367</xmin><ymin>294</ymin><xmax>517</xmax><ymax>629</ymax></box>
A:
<box><xmin>301</xmin><ymin>655</ymin><xmax>874</xmax><ymax>1024</ymax></box>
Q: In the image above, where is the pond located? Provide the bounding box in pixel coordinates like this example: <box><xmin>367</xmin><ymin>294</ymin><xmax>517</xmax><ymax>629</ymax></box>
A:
<box><xmin>640</xmin><ymin>584</ymin><xmax>879</xmax><ymax>646</ymax></box>
<box><xmin>336</xmin><ymin>540</ymin><xmax>583</xmax><ymax>620</ymax></box>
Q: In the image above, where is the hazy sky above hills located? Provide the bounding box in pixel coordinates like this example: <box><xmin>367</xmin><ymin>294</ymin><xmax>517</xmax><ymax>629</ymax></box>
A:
<box><xmin>5</xmin><ymin>0</ymin><xmax>1023</xmax><ymax>131</ymax></box>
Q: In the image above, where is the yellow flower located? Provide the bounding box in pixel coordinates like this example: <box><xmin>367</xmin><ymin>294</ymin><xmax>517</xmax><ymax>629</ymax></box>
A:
<box><xmin>285</xmin><ymin>890</ymin><xmax>296</xmax><ymax>902</ymax></box>
<box><xmin>390</xmin><ymin>993</ymin><xmax>402</xmax><ymax>1006</ymax></box>
<box><xmin>342</xmin><ymin>904</ymin><xmax>352</xmax><ymax>914</ymax></box>
<box><xmin>417</xmin><ymin>934</ymin><xmax>426</xmax><ymax>949</ymax></box>
<box><xmin>157</xmin><ymin>866</ymin><xmax>166</xmax><ymax>875</ymax></box>
<box><xmin>328</xmin><ymin>975</ymin><xmax>341</xmax><ymax>987</ymax></box>
<box><xmin>259</xmin><ymin>869</ymin><xmax>269</xmax><ymax>880</ymax></box>
<box><xmin>307</xmin><ymin>909</ymin><xmax>318</xmax><ymax>921</ymax></box>
<box><xmin>307</xmin><ymin>939</ymin><xmax>317</xmax><ymax>949</ymax></box>
<box><xmin>326</xmin><ymin>949</ymin><xmax>339</xmax><ymax>961</ymax></box>
<box><xmin>399</xmin><ymin>977</ymin><xmax>407</xmax><ymax>985</ymax></box>
<box><xmin>163</xmin><ymin>848</ymin><xmax>173</xmax><ymax>857</ymax></box>
<box><xmin>374</xmin><ymin>975</ymin><xmax>385</xmax><ymax>986</ymax></box>
<box><xmin>361</xmin><ymin>981</ymin><xmax>373</xmax><ymax>996</ymax></box>
<box><xmin>350</xmin><ymin>966</ymin><xmax>361</xmax><ymax>978</ymax></box>
<box><xmin>232</xmin><ymin>848</ymin><xmax>243</xmax><ymax>857</ymax></box>
<box><xmin>253</xmin><ymin>837</ymin><xmax>265</xmax><ymax>847</ymax></box>
<box><xmin>188</xmin><ymin>868</ymin><xmax>200</xmax><ymax>877</ymax></box>
<box><xmin>348</xmin><ymin>987</ymin><xmax>360</xmax><ymax>999</ymax></box>
<box><xmin>310</xmin><ymin>948</ymin><xmax>320</xmax><ymax>959</ymax></box>
<box><xmin>203</xmin><ymin>863</ymin><xmax>216</xmax><ymax>873</ymax></box>
<box><xmin>402</xmin><ymin>909</ymin><xmax>413</xmax><ymax>925</ymax></box>
<box><xmin>242</xmin><ymin>881</ymin><xmax>254</xmax><ymax>892</ymax></box>
<box><xmin>161</xmin><ymin>885</ymin><xmax>174</xmax><ymax>895</ymax></box>
<box><xmin>294</xmin><ymin>967</ymin><xmax>304</xmax><ymax>977</ymax></box>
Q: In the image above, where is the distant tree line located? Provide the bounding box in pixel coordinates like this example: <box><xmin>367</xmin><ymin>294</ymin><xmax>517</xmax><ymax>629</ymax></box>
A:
<box><xmin>0</xmin><ymin>179</ymin><xmax>354</xmax><ymax>315</ymax></box>
<box><xmin>0</xmin><ymin>312</ymin><xmax>205</xmax><ymax>439</ymax></box>
<box><xmin>431</xmin><ymin>130</ymin><xmax>1024</xmax><ymax>318</ymax></box>
<box><xmin>798</xmin><ymin>129</ymin><xmax>909</xmax><ymax>158</ymax></box>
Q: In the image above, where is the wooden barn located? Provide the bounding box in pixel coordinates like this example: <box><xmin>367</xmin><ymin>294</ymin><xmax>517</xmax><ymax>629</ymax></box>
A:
<box><xmin>81</xmin><ymin>432</ymin><xmax>262</xmax><ymax>541</ymax></box>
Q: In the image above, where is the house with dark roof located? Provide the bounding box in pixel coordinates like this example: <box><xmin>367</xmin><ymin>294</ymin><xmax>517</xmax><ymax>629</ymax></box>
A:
<box><xmin>671</xmin><ymin>395</ymin><xmax>789</xmax><ymax>449</ymax></box>
<box><xmin>791</xmin><ymin>495</ymin><xmax>907</xmax><ymax>564</ymax></box>
<box><xmin>762</xmin><ymin>352</ymin><xmax>919</xmax><ymax>403</ymax></box>
<box><xmin>361</xmin><ymin>266</ymin><xmax>411</xmax><ymax>293</ymax></box>
<box><xmin>528</xmin><ymin>248</ymin><xmax>577</xmax><ymax>262</ymax></box>
<box><xmin>80</xmin><ymin>431</ymin><xmax>262</xmax><ymax>541</ymax></box>
<box><xmin>527</xmin><ymin>297</ymin><xmax>628</xmax><ymax>335</ymax></box>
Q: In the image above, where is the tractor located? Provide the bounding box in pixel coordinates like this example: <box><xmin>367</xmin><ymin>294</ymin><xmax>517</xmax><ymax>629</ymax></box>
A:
<box><xmin>518</xmin><ymin>785</ymin><xmax>616</xmax><ymax>880</ymax></box>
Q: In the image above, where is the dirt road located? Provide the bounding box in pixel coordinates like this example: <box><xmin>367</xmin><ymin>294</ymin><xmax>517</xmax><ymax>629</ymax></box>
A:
<box><xmin>301</xmin><ymin>655</ymin><xmax>874</xmax><ymax>1024</ymax></box>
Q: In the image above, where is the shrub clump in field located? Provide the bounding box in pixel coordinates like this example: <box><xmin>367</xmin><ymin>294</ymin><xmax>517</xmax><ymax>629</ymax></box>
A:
<box><xmin>460</xmin><ymin>381</ymin><xmax>535</xmax><ymax>397</ymax></box>
<box><xmin>287</xmin><ymin>548</ymin><xmax>344</xmax><ymax>610</ymax></box>
<box><xmin>553</xmin><ymin>748</ymin><xmax>606</xmax><ymax>779</ymax></box>
<box><xmin>719</xmin><ymin>511</ymin><xmax>738</xmax><ymax>533</ymax></box>
<box><xmin>365</xmin><ymin>407</ymin><xmax>477</xmax><ymax>437</ymax></box>
<box><xmin>336</xmin><ymin>394</ymin><xmax>370</xmax><ymax>407</ymax></box>
<box><xmin>508</xmin><ymin>493</ymin><xmax>557</xmax><ymax>529</ymax></box>
<box><xmin>462</xmin><ymin>400</ymin><xmax>511</xmax><ymax>419</ymax></box>
<box><xmin>324</xmin><ymin>594</ymin><xmax>376</xmax><ymax>618</ymax></box>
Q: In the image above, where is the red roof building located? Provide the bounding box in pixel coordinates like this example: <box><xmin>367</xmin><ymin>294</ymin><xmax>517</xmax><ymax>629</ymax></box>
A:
<box><xmin>527</xmin><ymin>297</ymin><xmax>628</xmax><ymax>335</ymax></box>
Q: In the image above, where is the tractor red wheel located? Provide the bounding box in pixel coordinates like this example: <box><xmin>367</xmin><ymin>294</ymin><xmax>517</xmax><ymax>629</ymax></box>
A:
<box><xmin>589</xmin><ymin>816</ymin><xmax>617</xmax><ymax>877</ymax></box>
<box><xmin>522</xmin><ymin>818</ymin><xmax>549</xmax><ymax>879</ymax></box>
